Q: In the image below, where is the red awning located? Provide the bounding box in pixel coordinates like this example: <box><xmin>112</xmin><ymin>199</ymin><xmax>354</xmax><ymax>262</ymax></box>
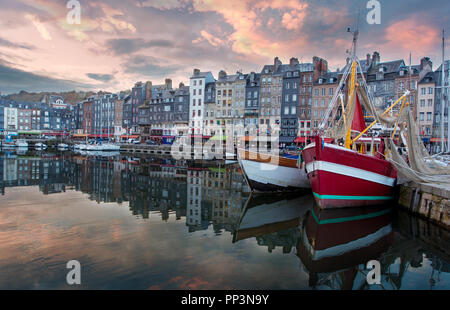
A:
<box><xmin>89</xmin><ymin>134</ymin><xmax>114</xmax><ymax>138</ymax></box>
<box><xmin>120</xmin><ymin>135</ymin><xmax>139</xmax><ymax>139</ymax></box>
<box><xmin>294</xmin><ymin>137</ymin><xmax>306</xmax><ymax>143</ymax></box>
<box><xmin>430</xmin><ymin>138</ymin><xmax>448</xmax><ymax>142</ymax></box>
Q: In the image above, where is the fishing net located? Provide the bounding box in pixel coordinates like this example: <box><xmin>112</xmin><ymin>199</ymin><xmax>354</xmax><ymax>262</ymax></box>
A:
<box><xmin>386</xmin><ymin>109</ymin><xmax>450</xmax><ymax>184</ymax></box>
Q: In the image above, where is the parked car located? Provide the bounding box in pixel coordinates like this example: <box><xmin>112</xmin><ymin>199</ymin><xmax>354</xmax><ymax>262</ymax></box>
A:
<box><xmin>145</xmin><ymin>140</ymin><xmax>156</xmax><ymax>145</ymax></box>
<box><xmin>127</xmin><ymin>138</ymin><xmax>140</xmax><ymax>144</ymax></box>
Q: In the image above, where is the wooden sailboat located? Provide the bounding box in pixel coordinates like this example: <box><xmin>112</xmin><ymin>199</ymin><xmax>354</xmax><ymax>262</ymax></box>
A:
<box><xmin>237</xmin><ymin>148</ymin><xmax>310</xmax><ymax>193</ymax></box>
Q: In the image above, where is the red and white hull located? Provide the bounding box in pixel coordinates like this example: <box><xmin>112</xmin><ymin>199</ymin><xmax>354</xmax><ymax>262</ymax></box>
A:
<box><xmin>302</xmin><ymin>136</ymin><xmax>397</xmax><ymax>209</ymax></box>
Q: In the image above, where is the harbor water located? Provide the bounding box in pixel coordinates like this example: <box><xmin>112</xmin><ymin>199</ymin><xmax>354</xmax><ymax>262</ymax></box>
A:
<box><xmin>0</xmin><ymin>150</ymin><xmax>449</xmax><ymax>290</ymax></box>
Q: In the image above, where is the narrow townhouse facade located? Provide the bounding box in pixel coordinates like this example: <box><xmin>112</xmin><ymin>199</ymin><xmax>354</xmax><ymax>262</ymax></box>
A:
<box><xmin>233</xmin><ymin>72</ymin><xmax>246</xmax><ymax>131</ymax></box>
<box><xmin>417</xmin><ymin>71</ymin><xmax>437</xmax><ymax>146</ymax></box>
<box><xmin>189</xmin><ymin>69</ymin><xmax>215</xmax><ymax>135</ymax></box>
<box><xmin>244</xmin><ymin>72</ymin><xmax>260</xmax><ymax>128</ymax></box>
<box><xmin>215</xmin><ymin>71</ymin><xmax>238</xmax><ymax>129</ymax></box>
<box><xmin>432</xmin><ymin>60</ymin><xmax>450</xmax><ymax>153</ymax></box>
<box><xmin>4</xmin><ymin>106</ymin><xmax>18</xmax><ymax>131</ymax></box>
<box><xmin>204</xmin><ymin>81</ymin><xmax>216</xmax><ymax>135</ymax></box>
<box><xmin>280</xmin><ymin>60</ymin><xmax>301</xmax><ymax>144</ymax></box>
<box><xmin>259</xmin><ymin>57</ymin><xmax>284</xmax><ymax>130</ymax></box>
<box><xmin>173</xmin><ymin>84</ymin><xmax>190</xmax><ymax>136</ymax></box>
<box><xmin>311</xmin><ymin>72</ymin><xmax>338</xmax><ymax>135</ymax></box>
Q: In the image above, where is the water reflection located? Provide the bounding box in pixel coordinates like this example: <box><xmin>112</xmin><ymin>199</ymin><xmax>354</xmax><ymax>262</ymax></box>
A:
<box><xmin>0</xmin><ymin>150</ymin><xmax>449</xmax><ymax>290</ymax></box>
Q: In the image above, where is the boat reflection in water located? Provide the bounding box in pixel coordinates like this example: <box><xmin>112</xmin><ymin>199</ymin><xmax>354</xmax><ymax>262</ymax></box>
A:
<box><xmin>233</xmin><ymin>194</ymin><xmax>313</xmax><ymax>244</ymax></box>
<box><xmin>297</xmin><ymin>203</ymin><xmax>394</xmax><ymax>289</ymax></box>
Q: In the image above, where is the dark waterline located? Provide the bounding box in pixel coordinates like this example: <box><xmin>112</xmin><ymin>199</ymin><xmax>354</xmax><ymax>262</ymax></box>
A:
<box><xmin>0</xmin><ymin>150</ymin><xmax>449</xmax><ymax>290</ymax></box>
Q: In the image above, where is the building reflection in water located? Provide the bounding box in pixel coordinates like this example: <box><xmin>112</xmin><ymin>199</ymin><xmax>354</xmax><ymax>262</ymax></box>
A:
<box><xmin>1</xmin><ymin>150</ymin><xmax>448</xmax><ymax>289</ymax></box>
<box><xmin>0</xmin><ymin>151</ymin><xmax>250</xmax><ymax>233</ymax></box>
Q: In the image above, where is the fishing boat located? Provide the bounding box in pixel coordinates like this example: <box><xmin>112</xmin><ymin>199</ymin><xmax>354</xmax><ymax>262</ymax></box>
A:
<box><xmin>237</xmin><ymin>148</ymin><xmax>310</xmax><ymax>193</ymax></box>
<box><xmin>302</xmin><ymin>30</ymin><xmax>407</xmax><ymax>209</ymax></box>
<box><xmin>34</xmin><ymin>142</ymin><xmax>47</xmax><ymax>150</ymax></box>
<box><xmin>15</xmin><ymin>139</ymin><xmax>28</xmax><ymax>147</ymax></box>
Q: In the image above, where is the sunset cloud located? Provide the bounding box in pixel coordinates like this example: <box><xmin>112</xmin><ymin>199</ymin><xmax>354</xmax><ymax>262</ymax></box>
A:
<box><xmin>0</xmin><ymin>0</ymin><xmax>447</xmax><ymax>94</ymax></box>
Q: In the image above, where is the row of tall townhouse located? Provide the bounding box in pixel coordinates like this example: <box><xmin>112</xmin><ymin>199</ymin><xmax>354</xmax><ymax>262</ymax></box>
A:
<box><xmin>0</xmin><ymin>99</ymin><xmax>75</xmax><ymax>133</ymax></box>
<box><xmin>2</xmin><ymin>52</ymin><xmax>445</xmax><ymax>146</ymax></box>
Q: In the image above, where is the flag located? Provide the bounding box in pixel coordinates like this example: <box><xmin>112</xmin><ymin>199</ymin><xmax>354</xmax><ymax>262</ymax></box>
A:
<box><xmin>351</xmin><ymin>93</ymin><xmax>366</xmax><ymax>133</ymax></box>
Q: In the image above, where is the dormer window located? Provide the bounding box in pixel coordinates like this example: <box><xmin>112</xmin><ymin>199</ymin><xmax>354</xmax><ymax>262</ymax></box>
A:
<box><xmin>319</xmin><ymin>79</ymin><xmax>323</xmax><ymax>84</ymax></box>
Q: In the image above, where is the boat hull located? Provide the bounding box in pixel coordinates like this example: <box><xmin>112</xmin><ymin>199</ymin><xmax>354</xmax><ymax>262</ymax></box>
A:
<box><xmin>302</xmin><ymin>136</ymin><xmax>397</xmax><ymax>209</ymax></box>
<box><xmin>237</xmin><ymin>149</ymin><xmax>310</xmax><ymax>193</ymax></box>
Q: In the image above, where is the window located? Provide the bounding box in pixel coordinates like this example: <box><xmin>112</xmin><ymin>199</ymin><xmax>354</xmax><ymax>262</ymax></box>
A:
<box><xmin>427</xmin><ymin>112</ymin><xmax>432</xmax><ymax>121</ymax></box>
<box><xmin>291</xmin><ymin>107</ymin><xmax>296</xmax><ymax>115</ymax></box>
<box><xmin>198</xmin><ymin>99</ymin><xmax>202</xmax><ymax>106</ymax></box>
<box><xmin>428</xmin><ymin>87</ymin><xmax>433</xmax><ymax>94</ymax></box>
<box><xmin>193</xmin><ymin>89</ymin><xmax>196</xmax><ymax>95</ymax></box>
<box><xmin>292</xmin><ymin>94</ymin><xmax>297</xmax><ymax>101</ymax></box>
<box><xmin>321</xmin><ymin>99</ymin><xmax>326</xmax><ymax>107</ymax></box>
<box><xmin>428</xmin><ymin>99</ymin><xmax>432</xmax><ymax>107</ymax></box>
<box><xmin>199</xmin><ymin>89</ymin><xmax>202</xmax><ymax>96</ymax></box>
<box><xmin>193</xmin><ymin>81</ymin><xmax>197</xmax><ymax>86</ymax></box>
<box><xmin>322</xmin><ymin>88</ymin><xmax>326</xmax><ymax>96</ymax></box>
<box><xmin>284</xmin><ymin>107</ymin><xmax>289</xmax><ymax>115</ymax></box>
<box><xmin>315</xmin><ymin>89</ymin><xmax>319</xmax><ymax>96</ymax></box>
<box><xmin>285</xmin><ymin>95</ymin><xmax>289</xmax><ymax>102</ymax></box>
<box><xmin>421</xmin><ymin>88</ymin><xmax>426</xmax><ymax>95</ymax></box>
<box><xmin>329</xmin><ymin>88</ymin><xmax>333</xmax><ymax>95</ymax></box>
<box><xmin>420</xmin><ymin>99</ymin><xmax>425</xmax><ymax>107</ymax></box>
<box><xmin>419</xmin><ymin>112</ymin><xmax>424</xmax><ymax>121</ymax></box>
<box><xmin>199</xmin><ymin>80</ymin><xmax>202</xmax><ymax>86</ymax></box>
<box><xmin>314</xmin><ymin>99</ymin><xmax>318</xmax><ymax>107</ymax></box>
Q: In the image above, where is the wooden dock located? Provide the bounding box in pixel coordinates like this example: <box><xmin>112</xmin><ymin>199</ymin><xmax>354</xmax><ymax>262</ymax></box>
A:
<box><xmin>398</xmin><ymin>181</ymin><xmax>450</xmax><ymax>230</ymax></box>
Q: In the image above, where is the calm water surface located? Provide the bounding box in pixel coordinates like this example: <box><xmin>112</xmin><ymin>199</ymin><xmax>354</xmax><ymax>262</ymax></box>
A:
<box><xmin>0</xmin><ymin>150</ymin><xmax>449</xmax><ymax>290</ymax></box>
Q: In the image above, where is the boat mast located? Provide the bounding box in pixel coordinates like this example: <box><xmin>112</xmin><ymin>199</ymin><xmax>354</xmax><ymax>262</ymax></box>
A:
<box><xmin>440</xmin><ymin>29</ymin><xmax>445</xmax><ymax>153</ymax></box>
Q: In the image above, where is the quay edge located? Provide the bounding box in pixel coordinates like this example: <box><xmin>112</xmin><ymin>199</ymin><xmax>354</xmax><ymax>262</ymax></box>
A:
<box><xmin>398</xmin><ymin>181</ymin><xmax>450</xmax><ymax>230</ymax></box>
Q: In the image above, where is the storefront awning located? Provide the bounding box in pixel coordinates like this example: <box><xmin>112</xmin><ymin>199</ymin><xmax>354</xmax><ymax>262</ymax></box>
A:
<box><xmin>89</xmin><ymin>134</ymin><xmax>114</xmax><ymax>138</ymax></box>
<box><xmin>430</xmin><ymin>138</ymin><xmax>448</xmax><ymax>142</ymax></box>
<box><xmin>120</xmin><ymin>135</ymin><xmax>139</xmax><ymax>139</ymax></box>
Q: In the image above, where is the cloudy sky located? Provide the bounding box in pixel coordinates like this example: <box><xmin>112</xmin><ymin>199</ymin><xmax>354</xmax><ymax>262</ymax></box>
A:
<box><xmin>0</xmin><ymin>0</ymin><xmax>448</xmax><ymax>94</ymax></box>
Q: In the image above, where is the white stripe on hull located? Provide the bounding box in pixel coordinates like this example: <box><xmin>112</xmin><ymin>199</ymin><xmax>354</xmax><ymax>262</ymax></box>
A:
<box><xmin>240</xmin><ymin>159</ymin><xmax>310</xmax><ymax>189</ymax></box>
<box><xmin>306</xmin><ymin>160</ymin><xmax>396</xmax><ymax>187</ymax></box>
<box><xmin>302</xmin><ymin>225</ymin><xmax>392</xmax><ymax>261</ymax></box>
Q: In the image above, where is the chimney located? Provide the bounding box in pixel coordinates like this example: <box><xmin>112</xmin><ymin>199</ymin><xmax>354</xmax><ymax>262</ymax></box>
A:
<box><xmin>313</xmin><ymin>56</ymin><xmax>328</xmax><ymax>80</ymax></box>
<box><xmin>179</xmin><ymin>82</ymin><xmax>185</xmax><ymax>88</ymax></box>
<box><xmin>274</xmin><ymin>57</ymin><xmax>282</xmax><ymax>72</ymax></box>
<box><xmin>145</xmin><ymin>81</ymin><xmax>152</xmax><ymax>101</ymax></box>
<box><xmin>372</xmin><ymin>52</ymin><xmax>380</xmax><ymax>65</ymax></box>
<box><xmin>289</xmin><ymin>57</ymin><xmax>299</xmax><ymax>66</ymax></box>
<box><xmin>165</xmin><ymin>78</ymin><xmax>172</xmax><ymax>90</ymax></box>
<box><xmin>366</xmin><ymin>53</ymin><xmax>371</xmax><ymax>66</ymax></box>
<box><xmin>420</xmin><ymin>57</ymin><xmax>432</xmax><ymax>71</ymax></box>
<box><xmin>193</xmin><ymin>68</ymin><xmax>200</xmax><ymax>76</ymax></box>
<box><xmin>218</xmin><ymin>70</ymin><xmax>227</xmax><ymax>79</ymax></box>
